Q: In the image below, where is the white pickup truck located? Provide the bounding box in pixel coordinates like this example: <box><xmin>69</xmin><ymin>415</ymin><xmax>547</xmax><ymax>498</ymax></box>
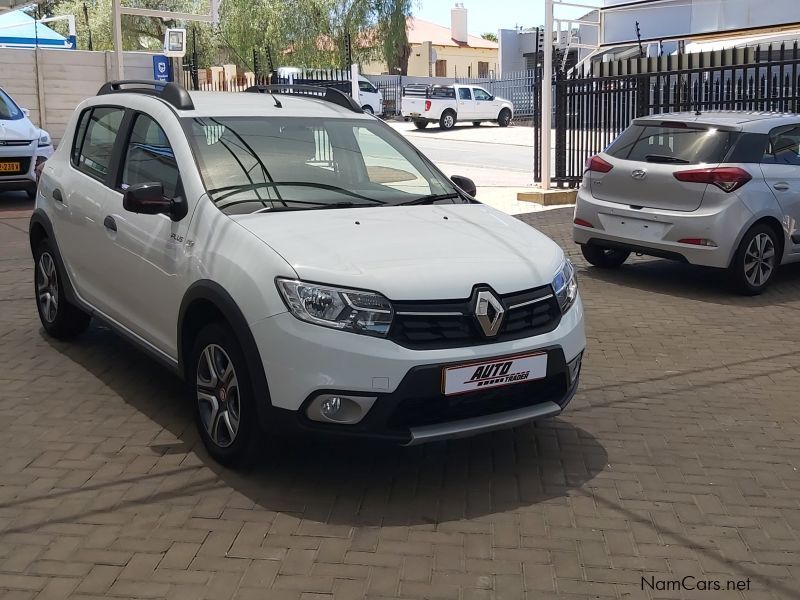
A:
<box><xmin>401</xmin><ymin>84</ymin><xmax>514</xmax><ymax>130</ymax></box>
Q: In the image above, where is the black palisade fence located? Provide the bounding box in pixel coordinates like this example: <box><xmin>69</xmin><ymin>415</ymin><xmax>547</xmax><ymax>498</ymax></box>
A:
<box><xmin>535</xmin><ymin>41</ymin><xmax>800</xmax><ymax>188</ymax></box>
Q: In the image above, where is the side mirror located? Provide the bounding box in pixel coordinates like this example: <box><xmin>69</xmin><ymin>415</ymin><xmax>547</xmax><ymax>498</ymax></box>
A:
<box><xmin>123</xmin><ymin>182</ymin><xmax>187</xmax><ymax>221</ymax></box>
<box><xmin>21</xmin><ymin>107</ymin><xmax>30</xmax><ymax>118</ymax></box>
<box><xmin>451</xmin><ymin>175</ymin><xmax>477</xmax><ymax>197</ymax></box>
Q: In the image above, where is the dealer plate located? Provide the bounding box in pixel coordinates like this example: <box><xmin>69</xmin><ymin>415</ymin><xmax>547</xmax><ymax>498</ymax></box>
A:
<box><xmin>0</xmin><ymin>161</ymin><xmax>20</xmax><ymax>173</ymax></box>
<box><xmin>442</xmin><ymin>352</ymin><xmax>548</xmax><ymax>396</ymax></box>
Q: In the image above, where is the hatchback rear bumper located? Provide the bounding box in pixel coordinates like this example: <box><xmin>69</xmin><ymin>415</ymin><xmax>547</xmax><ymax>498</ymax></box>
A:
<box><xmin>572</xmin><ymin>187</ymin><xmax>753</xmax><ymax>269</ymax></box>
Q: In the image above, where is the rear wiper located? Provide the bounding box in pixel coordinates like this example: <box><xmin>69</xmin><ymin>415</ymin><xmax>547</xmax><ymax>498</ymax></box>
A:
<box><xmin>398</xmin><ymin>193</ymin><xmax>461</xmax><ymax>206</ymax></box>
<box><xmin>645</xmin><ymin>154</ymin><xmax>690</xmax><ymax>164</ymax></box>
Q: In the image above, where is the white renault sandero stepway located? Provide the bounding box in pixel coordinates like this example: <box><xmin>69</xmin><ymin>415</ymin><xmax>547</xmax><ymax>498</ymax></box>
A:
<box><xmin>31</xmin><ymin>80</ymin><xmax>585</xmax><ymax>465</ymax></box>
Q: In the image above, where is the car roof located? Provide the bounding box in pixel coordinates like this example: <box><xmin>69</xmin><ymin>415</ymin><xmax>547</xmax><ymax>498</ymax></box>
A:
<box><xmin>634</xmin><ymin>111</ymin><xmax>800</xmax><ymax>132</ymax></box>
<box><xmin>89</xmin><ymin>89</ymin><xmax>371</xmax><ymax>120</ymax></box>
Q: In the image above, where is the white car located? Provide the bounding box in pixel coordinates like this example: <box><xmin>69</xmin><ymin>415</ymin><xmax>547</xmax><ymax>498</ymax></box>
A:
<box><xmin>401</xmin><ymin>84</ymin><xmax>514</xmax><ymax>130</ymax></box>
<box><xmin>32</xmin><ymin>80</ymin><xmax>585</xmax><ymax>465</ymax></box>
<box><xmin>0</xmin><ymin>87</ymin><xmax>53</xmax><ymax>199</ymax></box>
<box><xmin>574</xmin><ymin>112</ymin><xmax>800</xmax><ymax>294</ymax></box>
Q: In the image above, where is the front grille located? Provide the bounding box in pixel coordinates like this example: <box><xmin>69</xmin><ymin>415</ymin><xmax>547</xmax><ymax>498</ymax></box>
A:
<box><xmin>0</xmin><ymin>140</ymin><xmax>32</xmax><ymax>147</ymax></box>
<box><xmin>0</xmin><ymin>157</ymin><xmax>31</xmax><ymax>175</ymax></box>
<box><xmin>389</xmin><ymin>285</ymin><xmax>561</xmax><ymax>350</ymax></box>
<box><xmin>387</xmin><ymin>374</ymin><xmax>567</xmax><ymax>430</ymax></box>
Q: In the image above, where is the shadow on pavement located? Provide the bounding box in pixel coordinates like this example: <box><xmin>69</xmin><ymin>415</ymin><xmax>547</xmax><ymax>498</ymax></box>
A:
<box><xmin>44</xmin><ymin>322</ymin><xmax>608</xmax><ymax>527</ymax></box>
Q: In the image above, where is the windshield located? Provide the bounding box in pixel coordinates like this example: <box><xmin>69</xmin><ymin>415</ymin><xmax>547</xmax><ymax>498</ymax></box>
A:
<box><xmin>0</xmin><ymin>89</ymin><xmax>23</xmax><ymax>121</ymax></box>
<box><xmin>185</xmin><ymin>116</ymin><xmax>460</xmax><ymax>214</ymax></box>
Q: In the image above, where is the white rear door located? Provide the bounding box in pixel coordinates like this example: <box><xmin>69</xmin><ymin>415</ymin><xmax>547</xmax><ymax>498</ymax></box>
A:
<box><xmin>457</xmin><ymin>87</ymin><xmax>475</xmax><ymax>120</ymax></box>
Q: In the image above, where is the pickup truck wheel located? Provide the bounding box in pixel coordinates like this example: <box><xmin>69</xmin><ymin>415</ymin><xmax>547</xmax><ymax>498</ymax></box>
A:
<box><xmin>440</xmin><ymin>110</ymin><xmax>456</xmax><ymax>130</ymax></box>
<box><xmin>34</xmin><ymin>239</ymin><xmax>91</xmax><ymax>339</ymax></box>
<box><xmin>413</xmin><ymin>120</ymin><xmax>428</xmax><ymax>129</ymax></box>
<box><xmin>498</xmin><ymin>108</ymin><xmax>512</xmax><ymax>127</ymax></box>
<box><xmin>192</xmin><ymin>322</ymin><xmax>258</xmax><ymax>466</ymax></box>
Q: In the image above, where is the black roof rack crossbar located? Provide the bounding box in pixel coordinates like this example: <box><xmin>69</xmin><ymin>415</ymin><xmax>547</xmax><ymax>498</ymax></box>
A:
<box><xmin>97</xmin><ymin>80</ymin><xmax>194</xmax><ymax>110</ymax></box>
<box><xmin>244</xmin><ymin>84</ymin><xmax>363</xmax><ymax>113</ymax></box>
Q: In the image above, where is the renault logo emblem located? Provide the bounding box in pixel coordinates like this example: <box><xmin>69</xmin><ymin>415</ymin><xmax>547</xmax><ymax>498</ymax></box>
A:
<box><xmin>474</xmin><ymin>290</ymin><xmax>505</xmax><ymax>337</ymax></box>
<box><xmin>631</xmin><ymin>169</ymin><xmax>647</xmax><ymax>180</ymax></box>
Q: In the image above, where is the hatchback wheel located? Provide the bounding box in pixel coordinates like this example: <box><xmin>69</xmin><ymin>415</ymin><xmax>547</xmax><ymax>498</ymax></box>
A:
<box><xmin>191</xmin><ymin>322</ymin><xmax>257</xmax><ymax>465</ymax></box>
<box><xmin>34</xmin><ymin>239</ymin><xmax>91</xmax><ymax>339</ymax></box>
<box><xmin>580</xmin><ymin>244</ymin><xmax>630</xmax><ymax>268</ymax></box>
<box><xmin>730</xmin><ymin>224</ymin><xmax>779</xmax><ymax>295</ymax></box>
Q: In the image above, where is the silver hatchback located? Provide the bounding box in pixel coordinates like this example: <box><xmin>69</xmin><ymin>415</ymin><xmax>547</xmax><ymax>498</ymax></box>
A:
<box><xmin>573</xmin><ymin>111</ymin><xmax>800</xmax><ymax>294</ymax></box>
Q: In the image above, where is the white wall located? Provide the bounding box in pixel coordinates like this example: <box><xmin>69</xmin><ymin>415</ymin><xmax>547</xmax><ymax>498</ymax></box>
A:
<box><xmin>0</xmin><ymin>49</ymin><xmax>164</xmax><ymax>143</ymax></box>
<box><xmin>601</xmin><ymin>0</ymin><xmax>800</xmax><ymax>45</ymax></box>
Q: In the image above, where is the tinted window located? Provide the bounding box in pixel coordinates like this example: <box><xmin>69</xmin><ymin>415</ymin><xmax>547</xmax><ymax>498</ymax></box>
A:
<box><xmin>473</xmin><ymin>88</ymin><xmax>491</xmax><ymax>101</ymax></box>
<box><xmin>763</xmin><ymin>125</ymin><xmax>800</xmax><ymax>166</ymax></box>
<box><xmin>0</xmin><ymin>89</ymin><xmax>23</xmax><ymax>121</ymax></box>
<box><xmin>70</xmin><ymin>110</ymin><xmax>91</xmax><ymax>166</ymax></box>
<box><xmin>606</xmin><ymin>124</ymin><xmax>738</xmax><ymax>164</ymax></box>
<box><xmin>77</xmin><ymin>107</ymin><xmax>124</xmax><ymax>181</ymax></box>
<box><xmin>121</xmin><ymin>114</ymin><xmax>179</xmax><ymax>198</ymax></box>
<box><xmin>458</xmin><ymin>88</ymin><xmax>472</xmax><ymax>100</ymax></box>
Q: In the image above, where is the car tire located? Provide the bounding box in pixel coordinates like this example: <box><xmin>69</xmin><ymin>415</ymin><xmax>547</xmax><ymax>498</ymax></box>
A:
<box><xmin>729</xmin><ymin>224</ymin><xmax>780</xmax><ymax>295</ymax></box>
<box><xmin>413</xmin><ymin>120</ymin><xmax>428</xmax><ymax>129</ymax></box>
<box><xmin>440</xmin><ymin>110</ymin><xmax>456</xmax><ymax>130</ymax></box>
<box><xmin>191</xmin><ymin>321</ymin><xmax>258</xmax><ymax>466</ymax></box>
<box><xmin>580</xmin><ymin>244</ymin><xmax>630</xmax><ymax>268</ymax></box>
<box><xmin>362</xmin><ymin>105</ymin><xmax>374</xmax><ymax>115</ymax></box>
<box><xmin>33</xmin><ymin>239</ymin><xmax>91</xmax><ymax>339</ymax></box>
<box><xmin>472</xmin><ymin>121</ymin><xmax>481</xmax><ymax>126</ymax></box>
<box><xmin>498</xmin><ymin>108</ymin><xmax>512</xmax><ymax>127</ymax></box>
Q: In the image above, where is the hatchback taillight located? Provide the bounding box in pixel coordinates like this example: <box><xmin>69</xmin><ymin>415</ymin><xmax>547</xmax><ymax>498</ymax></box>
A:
<box><xmin>673</xmin><ymin>167</ymin><xmax>752</xmax><ymax>193</ymax></box>
<box><xmin>586</xmin><ymin>155</ymin><xmax>613</xmax><ymax>173</ymax></box>
<box><xmin>424</xmin><ymin>100</ymin><xmax>431</xmax><ymax>111</ymax></box>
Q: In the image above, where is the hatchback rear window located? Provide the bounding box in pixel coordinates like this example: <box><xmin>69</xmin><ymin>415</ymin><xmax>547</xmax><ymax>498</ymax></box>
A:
<box><xmin>606</xmin><ymin>124</ymin><xmax>738</xmax><ymax>165</ymax></box>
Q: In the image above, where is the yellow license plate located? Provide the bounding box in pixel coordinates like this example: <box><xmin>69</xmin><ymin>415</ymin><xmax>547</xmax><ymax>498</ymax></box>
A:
<box><xmin>0</xmin><ymin>162</ymin><xmax>20</xmax><ymax>172</ymax></box>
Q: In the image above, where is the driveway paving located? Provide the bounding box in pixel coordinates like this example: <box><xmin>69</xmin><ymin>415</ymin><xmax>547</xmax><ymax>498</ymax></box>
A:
<box><xmin>0</xmin><ymin>203</ymin><xmax>798</xmax><ymax>599</ymax></box>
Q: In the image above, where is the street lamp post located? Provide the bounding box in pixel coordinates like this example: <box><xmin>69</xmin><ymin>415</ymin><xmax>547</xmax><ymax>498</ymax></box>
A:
<box><xmin>541</xmin><ymin>0</ymin><xmax>554</xmax><ymax>191</ymax></box>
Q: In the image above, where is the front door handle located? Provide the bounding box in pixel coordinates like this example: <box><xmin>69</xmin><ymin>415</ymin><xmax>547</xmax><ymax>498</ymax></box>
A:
<box><xmin>773</xmin><ymin>183</ymin><xmax>790</xmax><ymax>191</ymax></box>
<box><xmin>103</xmin><ymin>215</ymin><xmax>117</xmax><ymax>232</ymax></box>
<box><xmin>52</xmin><ymin>189</ymin><xmax>63</xmax><ymax>202</ymax></box>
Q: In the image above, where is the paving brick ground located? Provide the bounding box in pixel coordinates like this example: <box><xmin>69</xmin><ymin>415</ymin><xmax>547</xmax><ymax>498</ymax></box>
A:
<box><xmin>0</xmin><ymin>203</ymin><xmax>799</xmax><ymax>599</ymax></box>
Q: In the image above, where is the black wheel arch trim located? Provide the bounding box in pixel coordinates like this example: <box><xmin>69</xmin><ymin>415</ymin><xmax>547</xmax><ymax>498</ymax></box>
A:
<box><xmin>178</xmin><ymin>280</ymin><xmax>275</xmax><ymax>429</ymax></box>
<box><xmin>29</xmin><ymin>209</ymin><xmax>80</xmax><ymax>305</ymax></box>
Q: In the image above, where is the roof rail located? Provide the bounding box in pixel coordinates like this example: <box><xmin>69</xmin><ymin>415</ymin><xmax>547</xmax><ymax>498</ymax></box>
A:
<box><xmin>244</xmin><ymin>84</ymin><xmax>363</xmax><ymax>113</ymax></box>
<box><xmin>97</xmin><ymin>80</ymin><xmax>194</xmax><ymax>111</ymax></box>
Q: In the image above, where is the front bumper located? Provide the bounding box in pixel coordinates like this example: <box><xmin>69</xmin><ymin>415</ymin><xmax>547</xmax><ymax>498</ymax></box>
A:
<box><xmin>251</xmin><ymin>297</ymin><xmax>585</xmax><ymax>443</ymax></box>
<box><xmin>0</xmin><ymin>142</ymin><xmax>51</xmax><ymax>190</ymax></box>
<box><xmin>572</xmin><ymin>186</ymin><xmax>751</xmax><ymax>269</ymax></box>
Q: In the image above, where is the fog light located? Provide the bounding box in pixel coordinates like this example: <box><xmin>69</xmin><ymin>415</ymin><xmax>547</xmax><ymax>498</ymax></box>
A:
<box><xmin>306</xmin><ymin>393</ymin><xmax>377</xmax><ymax>424</ymax></box>
<box><xmin>567</xmin><ymin>352</ymin><xmax>583</xmax><ymax>385</ymax></box>
<box><xmin>320</xmin><ymin>396</ymin><xmax>342</xmax><ymax>418</ymax></box>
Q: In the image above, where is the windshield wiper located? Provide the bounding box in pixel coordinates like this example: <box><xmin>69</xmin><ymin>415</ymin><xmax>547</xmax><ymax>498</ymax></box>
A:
<box><xmin>210</xmin><ymin>182</ymin><xmax>386</xmax><ymax>208</ymax></box>
<box><xmin>397</xmin><ymin>193</ymin><xmax>461</xmax><ymax>206</ymax></box>
<box><xmin>258</xmin><ymin>201</ymin><xmax>375</xmax><ymax>213</ymax></box>
<box><xmin>645</xmin><ymin>154</ymin><xmax>690</xmax><ymax>164</ymax></box>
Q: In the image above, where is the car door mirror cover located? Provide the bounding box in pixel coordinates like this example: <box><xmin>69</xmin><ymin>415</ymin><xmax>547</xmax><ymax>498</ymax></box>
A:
<box><xmin>123</xmin><ymin>182</ymin><xmax>185</xmax><ymax>220</ymax></box>
<box><xmin>451</xmin><ymin>175</ymin><xmax>477</xmax><ymax>197</ymax></box>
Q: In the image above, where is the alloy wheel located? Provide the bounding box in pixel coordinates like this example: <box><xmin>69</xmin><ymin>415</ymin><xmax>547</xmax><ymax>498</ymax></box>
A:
<box><xmin>196</xmin><ymin>344</ymin><xmax>241</xmax><ymax>448</ymax></box>
<box><xmin>744</xmin><ymin>232</ymin><xmax>776</xmax><ymax>287</ymax></box>
<box><xmin>37</xmin><ymin>252</ymin><xmax>59</xmax><ymax>323</ymax></box>
<box><xmin>444</xmin><ymin>115</ymin><xmax>454</xmax><ymax>128</ymax></box>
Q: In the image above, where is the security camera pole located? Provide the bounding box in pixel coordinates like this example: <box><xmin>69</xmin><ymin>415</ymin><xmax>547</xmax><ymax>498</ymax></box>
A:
<box><xmin>111</xmin><ymin>0</ymin><xmax>219</xmax><ymax>80</ymax></box>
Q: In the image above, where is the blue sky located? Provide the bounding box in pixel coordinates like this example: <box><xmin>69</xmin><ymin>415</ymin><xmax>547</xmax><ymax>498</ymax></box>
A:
<box><xmin>413</xmin><ymin>0</ymin><xmax>597</xmax><ymax>36</ymax></box>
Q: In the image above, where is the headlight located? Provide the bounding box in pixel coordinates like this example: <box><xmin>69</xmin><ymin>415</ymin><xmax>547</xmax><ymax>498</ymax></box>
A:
<box><xmin>38</xmin><ymin>133</ymin><xmax>50</xmax><ymax>147</ymax></box>
<box><xmin>552</xmin><ymin>259</ymin><xmax>578</xmax><ymax>314</ymax></box>
<box><xmin>276</xmin><ymin>278</ymin><xmax>393</xmax><ymax>337</ymax></box>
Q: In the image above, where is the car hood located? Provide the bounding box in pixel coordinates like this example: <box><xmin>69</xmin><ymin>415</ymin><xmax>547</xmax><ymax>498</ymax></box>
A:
<box><xmin>0</xmin><ymin>118</ymin><xmax>39</xmax><ymax>141</ymax></box>
<box><xmin>232</xmin><ymin>204</ymin><xmax>565</xmax><ymax>300</ymax></box>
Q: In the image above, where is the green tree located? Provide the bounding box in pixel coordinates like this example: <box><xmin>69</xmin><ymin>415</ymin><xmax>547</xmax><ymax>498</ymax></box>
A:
<box><xmin>481</xmin><ymin>32</ymin><xmax>498</xmax><ymax>42</ymax></box>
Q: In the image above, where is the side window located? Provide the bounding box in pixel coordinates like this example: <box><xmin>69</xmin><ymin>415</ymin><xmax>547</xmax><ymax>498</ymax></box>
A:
<box><xmin>764</xmin><ymin>125</ymin><xmax>800</xmax><ymax>166</ymax></box>
<box><xmin>473</xmin><ymin>88</ymin><xmax>491</xmax><ymax>101</ymax></box>
<box><xmin>458</xmin><ymin>88</ymin><xmax>472</xmax><ymax>100</ymax></box>
<box><xmin>70</xmin><ymin>109</ymin><xmax>91</xmax><ymax>166</ymax></box>
<box><xmin>77</xmin><ymin>107</ymin><xmax>124</xmax><ymax>181</ymax></box>
<box><xmin>121</xmin><ymin>114</ymin><xmax>180</xmax><ymax>198</ymax></box>
<box><xmin>358</xmin><ymin>81</ymin><xmax>376</xmax><ymax>93</ymax></box>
